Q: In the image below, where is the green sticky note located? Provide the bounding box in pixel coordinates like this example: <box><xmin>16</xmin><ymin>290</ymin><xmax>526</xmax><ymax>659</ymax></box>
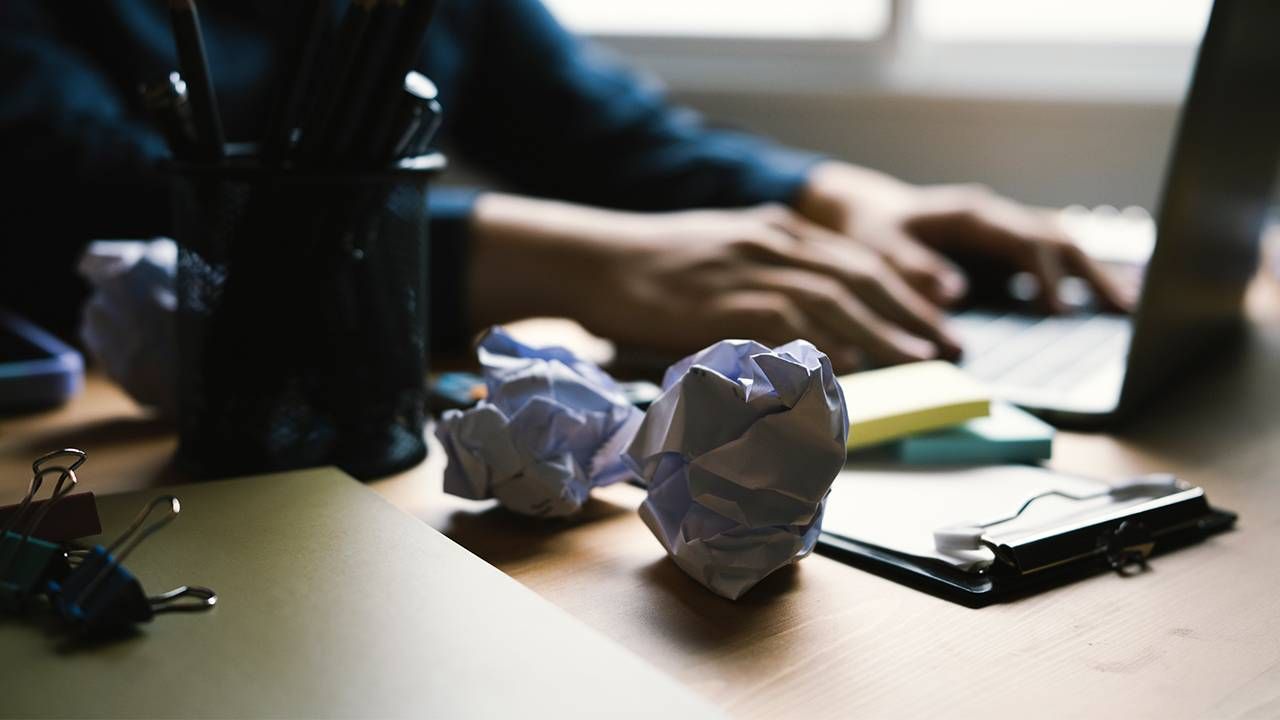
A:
<box><xmin>895</xmin><ymin>402</ymin><xmax>1054</xmax><ymax>465</ymax></box>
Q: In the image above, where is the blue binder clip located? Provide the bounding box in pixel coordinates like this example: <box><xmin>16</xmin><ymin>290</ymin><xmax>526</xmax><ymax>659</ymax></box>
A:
<box><xmin>48</xmin><ymin>495</ymin><xmax>216</xmax><ymax>636</ymax></box>
<box><xmin>0</xmin><ymin>450</ymin><xmax>85</xmax><ymax>611</ymax></box>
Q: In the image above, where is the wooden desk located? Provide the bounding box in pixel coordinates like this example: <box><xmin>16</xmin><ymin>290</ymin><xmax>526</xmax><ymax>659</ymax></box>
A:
<box><xmin>2</xmin><ymin>283</ymin><xmax>1279</xmax><ymax>719</ymax></box>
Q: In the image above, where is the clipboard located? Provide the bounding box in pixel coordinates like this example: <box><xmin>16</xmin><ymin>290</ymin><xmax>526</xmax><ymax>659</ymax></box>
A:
<box><xmin>815</xmin><ymin>465</ymin><xmax>1236</xmax><ymax>607</ymax></box>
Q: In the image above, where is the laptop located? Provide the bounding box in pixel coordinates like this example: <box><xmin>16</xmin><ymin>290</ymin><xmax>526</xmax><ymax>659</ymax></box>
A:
<box><xmin>950</xmin><ymin>0</ymin><xmax>1280</xmax><ymax>426</ymax></box>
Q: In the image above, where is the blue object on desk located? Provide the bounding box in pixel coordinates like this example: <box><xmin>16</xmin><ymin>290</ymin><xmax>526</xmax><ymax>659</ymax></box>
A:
<box><xmin>0</xmin><ymin>531</ymin><xmax>67</xmax><ymax>612</ymax></box>
<box><xmin>0</xmin><ymin>454</ymin><xmax>86</xmax><ymax>611</ymax></box>
<box><xmin>895</xmin><ymin>402</ymin><xmax>1054</xmax><ymax>465</ymax></box>
<box><xmin>0</xmin><ymin>309</ymin><xmax>83</xmax><ymax>412</ymax></box>
<box><xmin>48</xmin><ymin>545</ymin><xmax>154</xmax><ymax>633</ymax></box>
<box><xmin>47</xmin><ymin>495</ymin><xmax>216</xmax><ymax>636</ymax></box>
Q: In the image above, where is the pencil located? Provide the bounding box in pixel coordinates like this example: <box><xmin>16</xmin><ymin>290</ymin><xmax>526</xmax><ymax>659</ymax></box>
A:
<box><xmin>168</xmin><ymin>0</ymin><xmax>225</xmax><ymax>161</ymax></box>
<box><xmin>330</xmin><ymin>0</ymin><xmax>405</xmax><ymax>161</ymax></box>
<box><xmin>263</xmin><ymin>0</ymin><xmax>331</xmax><ymax>161</ymax></box>
<box><xmin>298</xmin><ymin>0</ymin><xmax>378</xmax><ymax>160</ymax></box>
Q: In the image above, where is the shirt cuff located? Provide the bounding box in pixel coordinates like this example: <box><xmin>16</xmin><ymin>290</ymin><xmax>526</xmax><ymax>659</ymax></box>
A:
<box><xmin>427</xmin><ymin>186</ymin><xmax>482</xmax><ymax>355</ymax></box>
<box><xmin>732</xmin><ymin>145</ymin><xmax>827</xmax><ymax>208</ymax></box>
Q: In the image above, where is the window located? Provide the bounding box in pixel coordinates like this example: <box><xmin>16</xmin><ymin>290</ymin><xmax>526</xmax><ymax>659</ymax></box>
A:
<box><xmin>544</xmin><ymin>0</ymin><xmax>1211</xmax><ymax>45</ymax></box>
<box><xmin>540</xmin><ymin>0</ymin><xmax>1213</xmax><ymax>100</ymax></box>
<box><xmin>915</xmin><ymin>0</ymin><xmax>1212</xmax><ymax>44</ymax></box>
<box><xmin>541</xmin><ymin>0</ymin><xmax>890</xmax><ymax>39</ymax></box>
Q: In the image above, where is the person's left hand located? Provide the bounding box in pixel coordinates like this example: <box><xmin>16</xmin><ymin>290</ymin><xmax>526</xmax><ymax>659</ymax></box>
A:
<box><xmin>795</xmin><ymin>161</ymin><xmax>1136</xmax><ymax>313</ymax></box>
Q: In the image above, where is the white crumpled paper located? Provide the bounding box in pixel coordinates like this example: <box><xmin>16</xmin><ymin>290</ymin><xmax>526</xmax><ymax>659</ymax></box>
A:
<box><xmin>624</xmin><ymin>339</ymin><xmax>849</xmax><ymax>599</ymax></box>
<box><xmin>78</xmin><ymin>238</ymin><xmax>179</xmax><ymax>417</ymax></box>
<box><xmin>435</xmin><ymin>327</ymin><xmax>643</xmax><ymax>517</ymax></box>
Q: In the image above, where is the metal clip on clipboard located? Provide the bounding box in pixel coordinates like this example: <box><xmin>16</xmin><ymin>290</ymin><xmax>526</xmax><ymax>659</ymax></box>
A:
<box><xmin>816</xmin><ymin>467</ymin><xmax>1237</xmax><ymax>607</ymax></box>
<box><xmin>966</xmin><ymin>481</ymin><xmax>1222</xmax><ymax>577</ymax></box>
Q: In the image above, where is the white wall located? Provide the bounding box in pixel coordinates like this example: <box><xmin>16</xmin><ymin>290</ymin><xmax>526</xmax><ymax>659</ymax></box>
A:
<box><xmin>670</xmin><ymin>89</ymin><xmax>1181</xmax><ymax>210</ymax></box>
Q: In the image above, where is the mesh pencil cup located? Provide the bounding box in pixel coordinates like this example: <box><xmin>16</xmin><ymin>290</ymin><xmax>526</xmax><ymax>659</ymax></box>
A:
<box><xmin>168</xmin><ymin>154</ymin><xmax>445</xmax><ymax>480</ymax></box>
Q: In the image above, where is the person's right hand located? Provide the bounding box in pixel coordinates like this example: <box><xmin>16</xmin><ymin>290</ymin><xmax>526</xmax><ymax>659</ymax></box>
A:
<box><xmin>470</xmin><ymin>195</ymin><xmax>960</xmax><ymax>374</ymax></box>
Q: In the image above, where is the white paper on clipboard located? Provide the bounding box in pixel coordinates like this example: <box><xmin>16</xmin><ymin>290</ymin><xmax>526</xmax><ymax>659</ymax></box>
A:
<box><xmin>822</xmin><ymin>465</ymin><xmax>1170</xmax><ymax>571</ymax></box>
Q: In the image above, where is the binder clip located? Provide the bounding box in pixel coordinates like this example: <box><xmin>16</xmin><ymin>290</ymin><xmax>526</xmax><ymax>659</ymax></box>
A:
<box><xmin>0</xmin><ymin>448</ymin><xmax>102</xmax><ymax>542</ymax></box>
<box><xmin>933</xmin><ymin>474</ymin><xmax>1184</xmax><ymax>554</ymax></box>
<box><xmin>0</xmin><ymin>490</ymin><xmax>101</xmax><ymax>543</ymax></box>
<box><xmin>48</xmin><ymin>495</ymin><xmax>217</xmax><ymax>636</ymax></box>
<box><xmin>0</xmin><ymin>451</ymin><xmax>85</xmax><ymax>611</ymax></box>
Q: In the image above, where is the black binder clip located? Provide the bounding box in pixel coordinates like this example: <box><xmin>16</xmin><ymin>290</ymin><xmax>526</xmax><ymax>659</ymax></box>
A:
<box><xmin>0</xmin><ymin>450</ymin><xmax>85</xmax><ymax>611</ymax></box>
<box><xmin>48</xmin><ymin>495</ymin><xmax>217</xmax><ymax>636</ymax></box>
<box><xmin>0</xmin><ymin>447</ymin><xmax>101</xmax><ymax>543</ymax></box>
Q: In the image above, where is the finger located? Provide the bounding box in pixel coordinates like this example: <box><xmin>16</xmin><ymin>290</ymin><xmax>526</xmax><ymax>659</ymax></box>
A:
<box><xmin>876</xmin><ymin>230</ymin><xmax>969</xmax><ymax>306</ymax></box>
<box><xmin>723</xmin><ymin>219</ymin><xmax>805</xmax><ymax>265</ymax></box>
<box><xmin>751</xmin><ymin>203</ymin><xmax>805</xmax><ymax>238</ymax></box>
<box><xmin>796</xmin><ymin>278</ymin><xmax>941</xmax><ymax>366</ymax></box>
<box><xmin>912</xmin><ymin>194</ymin><xmax>1072</xmax><ymax>313</ymax></box>
<box><xmin>1028</xmin><ymin>241</ymin><xmax>1068</xmax><ymax>314</ymax></box>
<box><xmin>776</xmin><ymin>218</ymin><xmax>964</xmax><ymax>358</ymax></box>
<box><xmin>913</xmin><ymin>184</ymin><xmax>1056</xmax><ymax>245</ymax></box>
<box><xmin>745</xmin><ymin>269</ymin><xmax>941</xmax><ymax>366</ymax></box>
<box><xmin>769</xmin><ymin>207</ymin><xmax>966</xmax><ymax>307</ymax></box>
<box><xmin>1061</xmin><ymin>243</ymin><xmax>1137</xmax><ymax>313</ymax></box>
<box><xmin>727</xmin><ymin>210</ymin><xmax>954</xmax><ymax>361</ymax></box>
<box><xmin>707</xmin><ymin>290</ymin><xmax>866</xmax><ymax>371</ymax></box>
<box><xmin>856</xmin><ymin>266</ymin><xmax>964</xmax><ymax>360</ymax></box>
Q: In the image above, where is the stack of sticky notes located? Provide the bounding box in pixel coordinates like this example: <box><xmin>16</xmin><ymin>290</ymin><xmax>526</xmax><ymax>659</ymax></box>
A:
<box><xmin>895</xmin><ymin>401</ymin><xmax>1054</xmax><ymax>464</ymax></box>
<box><xmin>840</xmin><ymin>361</ymin><xmax>990</xmax><ymax>449</ymax></box>
<box><xmin>840</xmin><ymin>360</ymin><xmax>1053</xmax><ymax>464</ymax></box>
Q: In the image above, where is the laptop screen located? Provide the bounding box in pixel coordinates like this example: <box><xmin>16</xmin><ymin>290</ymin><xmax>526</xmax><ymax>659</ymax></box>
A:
<box><xmin>1121</xmin><ymin>0</ymin><xmax>1280</xmax><ymax>413</ymax></box>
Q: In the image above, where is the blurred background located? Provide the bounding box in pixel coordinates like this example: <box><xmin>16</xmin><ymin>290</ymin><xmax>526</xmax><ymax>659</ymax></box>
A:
<box><xmin>515</xmin><ymin>0</ymin><xmax>1217</xmax><ymax>211</ymax></box>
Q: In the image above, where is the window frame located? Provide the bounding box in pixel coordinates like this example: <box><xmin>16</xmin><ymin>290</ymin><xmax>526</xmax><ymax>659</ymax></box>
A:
<box><xmin>564</xmin><ymin>0</ymin><xmax>1201</xmax><ymax>103</ymax></box>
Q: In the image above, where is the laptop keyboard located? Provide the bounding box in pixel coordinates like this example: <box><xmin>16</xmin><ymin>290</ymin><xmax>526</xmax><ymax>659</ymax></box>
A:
<box><xmin>951</xmin><ymin>310</ymin><xmax>1132</xmax><ymax>392</ymax></box>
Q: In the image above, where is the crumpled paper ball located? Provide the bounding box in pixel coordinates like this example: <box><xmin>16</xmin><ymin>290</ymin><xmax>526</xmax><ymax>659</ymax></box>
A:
<box><xmin>435</xmin><ymin>327</ymin><xmax>643</xmax><ymax>517</ymax></box>
<box><xmin>624</xmin><ymin>339</ymin><xmax>849</xmax><ymax>599</ymax></box>
<box><xmin>78</xmin><ymin>239</ymin><xmax>179</xmax><ymax>417</ymax></box>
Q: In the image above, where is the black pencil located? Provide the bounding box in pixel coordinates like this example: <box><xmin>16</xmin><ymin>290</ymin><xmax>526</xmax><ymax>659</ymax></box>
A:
<box><xmin>330</xmin><ymin>0</ymin><xmax>405</xmax><ymax>161</ymax></box>
<box><xmin>298</xmin><ymin>0</ymin><xmax>378</xmax><ymax>161</ymax></box>
<box><xmin>263</xmin><ymin>0</ymin><xmax>331</xmax><ymax>162</ymax></box>
<box><xmin>168</xmin><ymin>0</ymin><xmax>225</xmax><ymax>161</ymax></box>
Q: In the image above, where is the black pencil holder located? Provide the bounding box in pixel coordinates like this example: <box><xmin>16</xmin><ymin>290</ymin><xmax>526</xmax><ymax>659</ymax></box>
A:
<box><xmin>169</xmin><ymin>155</ymin><xmax>444</xmax><ymax>480</ymax></box>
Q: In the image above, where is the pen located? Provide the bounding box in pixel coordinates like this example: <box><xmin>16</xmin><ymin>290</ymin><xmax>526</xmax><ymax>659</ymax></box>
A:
<box><xmin>139</xmin><ymin>71</ymin><xmax>200</xmax><ymax>161</ymax></box>
<box><xmin>388</xmin><ymin>100</ymin><xmax>423</xmax><ymax>162</ymax></box>
<box><xmin>358</xmin><ymin>0</ymin><xmax>440</xmax><ymax>164</ymax></box>
<box><xmin>392</xmin><ymin>71</ymin><xmax>443</xmax><ymax>161</ymax></box>
<box><xmin>168</xmin><ymin>0</ymin><xmax>225</xmax><ymax>161</ymax></box>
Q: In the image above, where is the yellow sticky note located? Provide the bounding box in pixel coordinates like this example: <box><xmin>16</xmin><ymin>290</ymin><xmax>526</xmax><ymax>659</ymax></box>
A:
<box><xmin>839</xmin><ymin>361</ymin><xmax>990</xmax><ymax>449</ymax></box>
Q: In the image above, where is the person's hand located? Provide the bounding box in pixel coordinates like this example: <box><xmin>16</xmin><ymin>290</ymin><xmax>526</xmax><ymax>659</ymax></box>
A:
<box><xmin>795</xmin><ymin>162</ymin><xmax>1136</xmax><ymax>313</ymax></box>
<box><xmin>600</xmin><ymin>204</ymin><xmax>966</xmax><ymax>370</ymax></box>
<box><xmin>469</xmin><ymin>194</ymin><xmax>961</xmax><ymax>372</ymax></box>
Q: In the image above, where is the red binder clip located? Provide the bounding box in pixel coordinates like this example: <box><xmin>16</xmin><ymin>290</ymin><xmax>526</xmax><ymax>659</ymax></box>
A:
<box><xmin>0</xmin><ymin>449</ymin><xmax>101</xmax><ymax>542</ymax></box>
<box><xmin>0</xmin><ymin>451</ymin><xmax>85</xmax><ymax>611</ymax></box>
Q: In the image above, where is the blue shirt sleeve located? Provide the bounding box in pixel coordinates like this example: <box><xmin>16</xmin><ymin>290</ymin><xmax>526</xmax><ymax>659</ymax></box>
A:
<box><xmin>426</xmin><ymin>186</ymin><xmax>481</xmax><ymax>354</ymax></box>
<box><xmin>0</xmin><ymin>2</ymin><xmax>173</xmax><ymax>335</ymax></box>
<box><xmin>0</xmin><ymin>5</ymin><xmax>171</xmax><ymax>234</ymax></box>
<box><xmin>0</xmin><ymin>0</ymin><xmax>828</xmax><ymax>349</ymax></box>
<box><xmin>446</xmin><ymin>0</ymin><xmax>825</xmax><ymax>212</ymax></box>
